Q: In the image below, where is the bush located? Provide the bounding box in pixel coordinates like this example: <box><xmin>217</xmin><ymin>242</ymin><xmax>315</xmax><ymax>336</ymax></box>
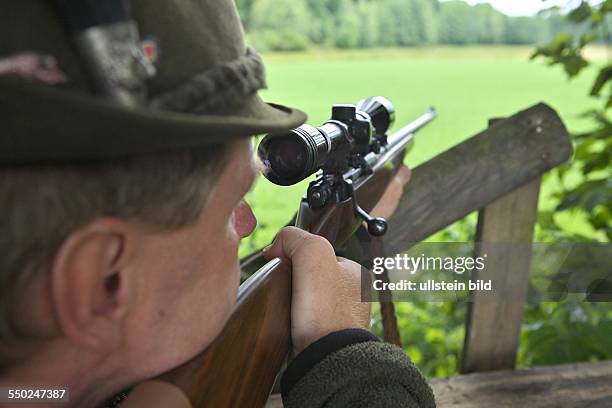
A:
<box><xmin>250</xmin><ymin>30</ymin><xmax>311</xmax><ymax>52</ymax></box>
<box><xmin>250</xmin><ymin>0</ymin><xmax>312</xmax><ymax>51</ymax></box>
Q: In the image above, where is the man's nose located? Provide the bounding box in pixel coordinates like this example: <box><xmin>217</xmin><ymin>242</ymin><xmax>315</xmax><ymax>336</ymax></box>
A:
<box><xmin>234</xmin><ymin>200</ymin><xmax>257</xmax><ymax>238</ymax></box>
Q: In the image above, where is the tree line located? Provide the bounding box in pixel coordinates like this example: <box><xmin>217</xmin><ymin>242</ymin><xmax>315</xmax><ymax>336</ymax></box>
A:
<box><xmin>235</xmin><ymin>0</ymin><xmax>577</xmax><ymax>51</ymax></box>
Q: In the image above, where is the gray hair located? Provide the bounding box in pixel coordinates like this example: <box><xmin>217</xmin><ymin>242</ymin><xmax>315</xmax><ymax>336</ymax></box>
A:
<box><xmin>0</xmin><ymin>144</ymin><xmax>232</xmax><ymax>360</ymax></box>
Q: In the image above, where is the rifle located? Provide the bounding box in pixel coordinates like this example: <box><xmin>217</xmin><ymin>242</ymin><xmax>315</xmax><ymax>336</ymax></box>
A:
<box><xmin>123</xmin><ymin>97</ymin><xmax>436</xmax><ymax>407</ymax></box>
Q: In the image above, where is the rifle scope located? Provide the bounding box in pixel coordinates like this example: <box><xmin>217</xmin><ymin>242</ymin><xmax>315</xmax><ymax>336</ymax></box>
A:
<box><xmin>258</xmin><ymin>96</ymin><xmax>395</xmax><ymax>186</ymax></box>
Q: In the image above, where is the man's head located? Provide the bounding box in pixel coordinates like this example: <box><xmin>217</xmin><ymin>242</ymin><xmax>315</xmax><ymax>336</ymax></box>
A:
<box><xmin>0</xmin><ymin>138</ymin><xmax>251</xmax><ymax>350</ymax></box>
<box><xmin>0</xmin><ymin>138</ymin><xmax>261</xmax><ymax>401</ymax></box>
<box><xmin>0</xmin><ymin>1</ymin><xmax>306</xmax><ymax>402</ymax></box>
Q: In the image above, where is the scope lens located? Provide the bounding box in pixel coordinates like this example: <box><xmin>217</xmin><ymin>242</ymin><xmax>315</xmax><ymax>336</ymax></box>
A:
<box><xmin>266</xmin><ymin>138</ymin><xmax>307</xmax><ymax>181</ymax></box>
<box><xmin>258</xmin><ymin>132</ymin><xmax>312</xmax><ymax>186</ymax></box>
<box><xmin>258</xmin><ymin>124</ymin><xmax>335</xmax><ymax>186</ymax></box>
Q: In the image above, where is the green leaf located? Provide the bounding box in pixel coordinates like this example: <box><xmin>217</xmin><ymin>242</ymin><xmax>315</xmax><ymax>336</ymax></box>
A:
<box><xmin>556</xmin><ymin>193</ymin><xmax>582</xmax><ymax>211</ymax></box>
<box><xmin>582</xmin><ymin>153</ymin><xmax>610</xmax><ymax>175</ymax></box>
<box><xmin>537</xmin><ymin>210</ymin><xmax>558</xmax><ymax>230</ymax></box>
<box><xmin>589</xmin><ymin>208</ymin><xmax>611</xmax><ymax>229</ymax></box>
<box><xmin>584</xmin><ymin>190</ymin><xmax>611</xmax><ymax>212</ymax></box>
<box><xmin>561</xmin><ymin>52</ymin><xmax>589</xmax><ymax>77</ymax></box>
<box><xmin>406</xmin><ymin>346</ymin><xmax>423</xmax><ymax>365</ymax></box>
<box><xmin>590</xmin><ymin>10</ymin><xmax>604</xmax><ymax>25</ymax></box>
<box><xmin>556</xmin><ymin>179</ymin><xmax>612</xmax><ymax>212</ymax></box>
<box><xmin>601</xmin><ymin>0</ymin><xmax>612</xmax><ymax>13</ymax></box>
<box><xmin>573</xmin><ymin>139</ymin><xmax>597</xmax><ymax>159</ymax></box>
<box><xmin>531</xmin><ymin>33</ymin><xmax>573</xmax><ymax>60</ymax></box>
<box><xmin>579</xmin><ymin>32</ymin><xmax>599</xmax><ymax>48</ymax></box>
<box><xmin>590</xmin><ymin>65</ymin><xmax>612</xmax><ymax>96</ymax></box>
<box><xmin>568</xmin><ymin>1</ymin><xmax>593</xmax><ymax>23</ymax></box>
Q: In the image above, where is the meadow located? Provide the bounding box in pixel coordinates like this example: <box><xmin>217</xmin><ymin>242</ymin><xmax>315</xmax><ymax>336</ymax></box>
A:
<box><xmin>241</xmin><ymin>46</ymin><xmax>600</xmax><ymax>255</ymax></box>
<box><xmin>239</xmin><ymin>46</ymin><xmax>610</xmax><ymax>377</ymax></box>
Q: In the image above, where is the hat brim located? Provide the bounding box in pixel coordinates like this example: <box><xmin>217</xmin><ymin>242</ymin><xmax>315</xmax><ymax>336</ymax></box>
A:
<box><xmin>0</xmin><ymin>77</ymin><xmax>307</xmax><ymax>165</ymax></box>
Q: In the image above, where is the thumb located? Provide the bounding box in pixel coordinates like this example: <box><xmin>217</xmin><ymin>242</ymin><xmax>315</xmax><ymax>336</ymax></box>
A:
<box><xmin>262</xmin><ymin>226</ymin><xmax>308</xmax><ymax>260</ymax></box>
<box><xmin>262</xmin><ymin>227</ymin><xmax>332</xmax><ymax>262</ymax></box>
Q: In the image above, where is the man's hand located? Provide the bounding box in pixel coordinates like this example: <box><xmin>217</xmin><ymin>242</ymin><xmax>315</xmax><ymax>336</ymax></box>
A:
<box><xmin>262</xmin><ymin>164</ymin><xmax>412</xmax><ymax>353</ymax></box>
<box><xmin>0</xmin><ymin>53</ymin><xmax>66</xmax><ymax>84</ymax></box>
<box><xmin>370</xmin><ymin>165</ymin><xmax>412</xmax><ymax>219</ymax></box>
<box><xmin>263</xmin><ymin>228</ymin><xmax>368</xmax><ymax>353</ymax></box>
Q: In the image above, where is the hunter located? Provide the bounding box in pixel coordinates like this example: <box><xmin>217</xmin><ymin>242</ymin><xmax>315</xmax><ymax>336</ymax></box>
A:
<box><xmin>0</xmin><ymin>0</ymin><xmax>436</xmax><ymax>407</ymax></box>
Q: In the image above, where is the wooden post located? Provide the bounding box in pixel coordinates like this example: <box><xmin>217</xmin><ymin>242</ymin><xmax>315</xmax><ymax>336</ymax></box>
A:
<box><xmin>431</xmin><ymin>361</ymin><xmax>612</xmax><ymax>407</ymax></box>
<box><xmin>461</xmin><ymin>118</ymin><xmax>542</xmax><ymax>373</ymax></box>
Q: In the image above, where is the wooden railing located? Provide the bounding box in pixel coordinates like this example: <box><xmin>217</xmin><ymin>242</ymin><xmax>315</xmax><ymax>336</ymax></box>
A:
<box><xmin>380</xmin><ymin>102</ymin><xmax>572</xmax><ymax>373</ymax></box>
<box><xmin>262</xmin><ymin>102</ymin><xmax>612</xmax><ymax>406</ymax></box>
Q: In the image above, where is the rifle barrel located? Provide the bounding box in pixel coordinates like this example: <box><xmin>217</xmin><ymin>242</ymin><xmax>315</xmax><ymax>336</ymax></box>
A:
<box><xmin>372</xmin><ymin>107</ymin><xmax>437</xmax><ymax>171</ymax></box>
<box><xmin>347</xmin><ymin>108</ymin><xmax>437</xmax><ymax>180</ymax></box>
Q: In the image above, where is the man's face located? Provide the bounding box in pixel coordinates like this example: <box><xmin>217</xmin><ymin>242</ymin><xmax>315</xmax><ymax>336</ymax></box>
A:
<box><xmin>124</xmin><ymin>139</ymin><xmax>258</xmax><ymax>376</ymax></box>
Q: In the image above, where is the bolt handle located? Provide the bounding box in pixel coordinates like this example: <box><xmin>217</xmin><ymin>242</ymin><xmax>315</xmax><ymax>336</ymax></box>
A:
<box><xmin>366</xmin><ymin>217</ymin><xmax>388</xmax><ymax>236</ymax></box>
<box><xmin>345</xmin><ymin>179</ymin><xmax>388</xmax><ymax>237</ymax></box>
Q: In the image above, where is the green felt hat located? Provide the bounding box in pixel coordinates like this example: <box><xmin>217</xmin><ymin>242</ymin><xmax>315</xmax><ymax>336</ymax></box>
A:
<box><xmin>0</xmin><ymin>0</ymin><xmax>307</xmax><ymax>165</ymax></box>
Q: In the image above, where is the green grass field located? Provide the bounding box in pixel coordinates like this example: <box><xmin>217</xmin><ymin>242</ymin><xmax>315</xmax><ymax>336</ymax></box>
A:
<box><xmin>240</xmin><ymin>46</ymin><xmax>601</xmax><ymax>255</ymax></box>
<box><xmin>239</xmin><ymin>46</ymin><xmax>610</xmax><ymax>378</ymax></box>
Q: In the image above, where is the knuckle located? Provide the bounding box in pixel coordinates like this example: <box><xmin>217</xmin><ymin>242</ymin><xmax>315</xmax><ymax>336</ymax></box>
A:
<box><xmin>275</xmin><ymin>226</ymin><xmax>302</xmax><ymax>244</ymax></box>
<box><xmin>277</xmin><ymin>226</ymin><xmax>298</xmax><ymax>237</ymax></box>
<box><xmin>302</xmin><ymin>234</ymin><xmax>334</xmax><ymax>253</ymax></box>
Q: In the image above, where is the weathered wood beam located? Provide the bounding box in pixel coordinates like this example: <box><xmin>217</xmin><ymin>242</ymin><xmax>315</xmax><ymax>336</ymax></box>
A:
<box><xmin>430</xmin><ymin>361</ymin><xmax>612</xmax><ymax>408</ymax></box>
<box><xmin>461</xmin><ymin>117</ymin><xmax>543</xmax><ymax>373</ymax></box>
<box><xmin>462</xmin><ymin>175</ymin><xmax>541</xmax><ymax>373</ymax></box>
<box><xmin>383</xmin><ymin>103</ymin><xmax>572</xmax><ymax>252</ymax></box>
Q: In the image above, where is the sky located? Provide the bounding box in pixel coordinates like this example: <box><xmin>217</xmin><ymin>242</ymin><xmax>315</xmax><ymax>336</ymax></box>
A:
<box><xmin>450</xmin><ymin>0</ymin><xmax>590</xmax><ymax>16</ymax></box>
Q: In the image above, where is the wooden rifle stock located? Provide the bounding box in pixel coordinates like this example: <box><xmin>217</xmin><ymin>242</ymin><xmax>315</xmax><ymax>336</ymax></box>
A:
<box><xmin>148</xmin><ymin>167</ymin><xmax>399</xmax><ymax>407</ymax></box>
<box><xmin>127</xmin><ymin>110</ymin><xmax>435</xmax><ymax>407</ymax></box>
<box><xmin>158</xmin><ymin>258</ymin><xmax>292</xmax><ymax>407</ymax></box>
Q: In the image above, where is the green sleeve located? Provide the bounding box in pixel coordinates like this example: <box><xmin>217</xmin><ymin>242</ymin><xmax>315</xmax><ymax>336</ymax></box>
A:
<box><xmin>282</xmin><ymin>341</ymin><xmax>436</xmax><ymax>408</ymax></box>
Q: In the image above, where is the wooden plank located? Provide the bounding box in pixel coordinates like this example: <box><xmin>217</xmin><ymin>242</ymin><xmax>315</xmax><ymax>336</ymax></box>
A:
<box><xmin>461</xmin><ymin>117</ymin><xmax>542</xmax><ymax>373</ymax></box>
<box><xmin>383</xmin><ymin>103</ymin><xmax>572</xmax><ymax>253</ymax></box>
<box><xmin>431</xmin><ymin>361</ymin><xmax>612</xmax><ymax>408</ymax></box>
<box><xmin>461</xmin><ymin>177</ymin><xmax>541</xmax><ymax>373</ymax></box>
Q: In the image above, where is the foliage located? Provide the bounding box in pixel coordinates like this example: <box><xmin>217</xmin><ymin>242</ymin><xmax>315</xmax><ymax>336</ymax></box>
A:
<box><xmin>532</xmin><ymin>0</ymin><xmax>612</xmax><ymax>241</ymax></box>
<box><xmin>355</xmin><ymin>1</ymin><xmax>381</xmax><ymax>47</ymax></box>
<box><xmin>438</xmin><ymin>1</ymin><xmax>480</xmax><ymax>45</ymax></box>
<box><xmin>334</xmin><ymin>0</ymin><xmax>361</xmax><ymax>48</ymax></box>
<box><xmin>520</xmin><ymin>302</ymin><xmax>612</xmax><ymax>367</ymax></box>
<box><xmin>371</xmin><ymin>302</ymin><xmax>466</xmax><ymax>377</ymax></box>
<box><xmin>505</xmin><ymin>16</ymin><xmax>549</xmax><ymax>45</ymax></box>
<box><xmin>241</xmin><ymin>45</ymin><xmax>611</xmax><ymax>377</ymax></box>
<box><xmin>248</xmin><ymin>0</ymin><xmax>312</xmax><ymax>51</ymax></box>
<box><xmin>240</xmin><ymin>0</ymin><xmax>571</xmax><ymax>51</ymax></box>
<box><xmin>520</xmin><ymin>0</ymin><xmax>612</xmax><ymax>372</ymax></box>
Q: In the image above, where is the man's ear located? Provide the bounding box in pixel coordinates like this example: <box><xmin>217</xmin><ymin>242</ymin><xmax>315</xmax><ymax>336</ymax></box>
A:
<box><xmin>50</xmin><ymin>218</ymin><xmax>136</xmax><ymax>353</ymax></box>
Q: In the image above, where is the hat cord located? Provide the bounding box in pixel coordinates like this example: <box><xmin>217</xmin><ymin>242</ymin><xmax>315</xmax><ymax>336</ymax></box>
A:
<box><xmin>150</xmin><ymin>47</ymin><xmax>267</xmax><ymax>115</ymax></box>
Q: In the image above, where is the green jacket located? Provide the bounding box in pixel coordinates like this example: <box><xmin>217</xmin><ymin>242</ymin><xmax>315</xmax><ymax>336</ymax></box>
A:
<box><xmin>281</xmin><ymin>329</ymin><xmax>436</xmax><ymax>407</ymax></box>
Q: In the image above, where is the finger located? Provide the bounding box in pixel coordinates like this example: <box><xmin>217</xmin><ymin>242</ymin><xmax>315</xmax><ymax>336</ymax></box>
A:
<box><xmin>394</xmin><ymin>165</ymin><xmax>412</xmax><ymax>187</ymax></box>
<box><xmin>262</xmin><ymin>227</ymin><xmax>332</xmax><ymax>261</ymax></box>
<box><xmin>36</xmin><ymin>70</ymin><xmax>67</xmax><ymax>85</ymax></box>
